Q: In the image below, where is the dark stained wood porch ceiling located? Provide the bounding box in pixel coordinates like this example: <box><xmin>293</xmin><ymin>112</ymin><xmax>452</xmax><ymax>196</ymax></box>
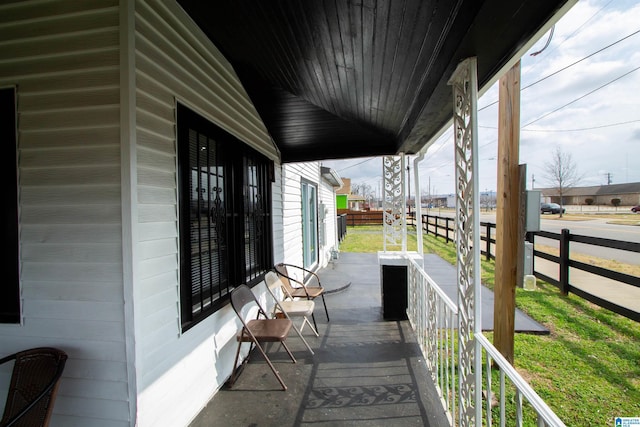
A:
<box><xmin>177</xmin><ymin>0</ymin><xmax>571</xmax><ymax>163</ymax></box>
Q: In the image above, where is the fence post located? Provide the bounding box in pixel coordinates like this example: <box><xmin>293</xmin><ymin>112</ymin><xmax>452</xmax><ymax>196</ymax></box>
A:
<box><xmin>434</xmin><ymin>216</ymin><xmax>439</xmax><ymax>240</ymax></box>
<box><xmin>560</xmin><ymin>228</ymin><xmax>570</xmax><ymax>295</ymax></box>
<box><xmin>485</xmin><ymin>222</ymin><xmax>492</xmax><ymax>261</ymax></box>
<box><xmin>445</xmin><ymin>218</ymin><xmax>450</xmax><ymax>244</ymax></box>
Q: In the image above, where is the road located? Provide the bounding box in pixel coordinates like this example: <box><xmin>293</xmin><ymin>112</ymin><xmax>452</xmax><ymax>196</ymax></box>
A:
<box><xmin>473</xmin><ymin>213</ymin><xmax>640</xmax><ymax>265</ymax></box>
<box><xmin>535</xmin><ymin>217</ymin><xmax>640</xmax><ymax>266</ymax></box>
<box><xmin>426</xmin><ymin>211</ymin><xmax>639</xmax><ymax>264</ymax></box>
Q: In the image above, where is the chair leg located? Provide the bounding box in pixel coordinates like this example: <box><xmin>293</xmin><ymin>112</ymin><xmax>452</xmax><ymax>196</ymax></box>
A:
<box><xmin>280</xmin><ymin>340</ymin><xmax>297</xmax><ymax>363</ymax></box>
<box><xmin>289</xmin><ymin>319</ymin><xmax>315</xmax><ymax>355</ymax></box>
<box><xmin>321</xmin><ymin>294</ymin><xmax>329</xmax><ymax>321</ymax></box>
<box><xmin>252</xmin><ymin>340</ymin><xmax>296</xmax><ymax>391</ymax></box>
<box><xmin>303</xmin><ymin>317</ymin><xmax>319</xmax><ymax>337</ymax></box>
<box><xmin>311</xmin><ymin>312</ymin><xmax>318</xmax><ymax>332</ymax></box>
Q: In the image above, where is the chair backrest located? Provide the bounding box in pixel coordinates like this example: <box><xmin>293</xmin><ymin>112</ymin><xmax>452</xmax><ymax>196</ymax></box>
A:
<box><xmin>230</xmin><ymin>284</ymin><xmax>265</xmax><ymax>325</ymax></box>
<box><xmin>264</xmin><ymin>271</ymin><xmax>285</xmax><ymax>296</ymax></box>
<box><xmin>1</xmin><ymin>347</ymin><xmax>67</xmax><ymax>427</ymax></box>
<box><xmin>274</xmin><ymin>263</ymin><xmax>296</xmax><ymax>296</ymax></box>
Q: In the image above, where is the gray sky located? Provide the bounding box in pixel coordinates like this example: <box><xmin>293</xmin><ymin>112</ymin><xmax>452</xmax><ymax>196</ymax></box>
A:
<box><xmin>323</xmin><ymin>0</ymin><xmax>640</xmax><ymax>198</ymax></box>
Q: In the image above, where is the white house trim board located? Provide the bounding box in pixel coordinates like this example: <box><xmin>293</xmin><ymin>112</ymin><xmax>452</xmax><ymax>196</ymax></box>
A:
<box><xmin>120</xmin><ymin>0</ymin><xmax>139</xmax><ymax>424</ymax></box>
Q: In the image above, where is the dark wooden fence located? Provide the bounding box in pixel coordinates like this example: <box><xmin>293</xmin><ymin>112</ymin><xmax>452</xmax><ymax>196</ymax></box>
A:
<box><xmin>420</xmin><ymin>214</ymin><xmax>640</xmax><ymax>322</ymax></box>
<box><xmin>337</xmin><ymin>209</ymin><xmax>384</xmax><ymax>226</ymax></box>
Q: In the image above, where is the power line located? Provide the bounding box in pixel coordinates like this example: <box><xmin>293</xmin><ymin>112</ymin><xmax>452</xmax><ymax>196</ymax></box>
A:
<box><xmin>523</xmin><ymin>65</ymin><xmax>640</xmax><ymax>127</ymax></box>
<box><xmin>524</xmin><ymin>0</ymin><xmax>617</xmax><ymax>74</ymax></box>
<box><xmin>333</xmin><ymin>157</ymin><xmax>377</xmax><ymax>173</ymax></box>
<box><xmin>478</xmin><ymin>27</ymin><xmax>640</xmax><ymax>111</ymax></box>
<box><xmin>479</xmin><ymin>118</ymin><xmax>640</xmax><ymax>132</ymax></box>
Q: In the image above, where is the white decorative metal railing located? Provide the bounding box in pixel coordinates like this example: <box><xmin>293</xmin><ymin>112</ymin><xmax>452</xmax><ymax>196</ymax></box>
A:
<box><xmin>407</xmin><ymin>256</ymin><xmax>458</xmax><ymax>424</ymax></box>
<box><xmin>475</xmin><ymin>334</ymin><xmax>566</xmax><ymax>427</ymax></box>
<box><xmin>406</xmin><ymin>256</ymin><xmax>566</xmax><ymax>427</ymax></box>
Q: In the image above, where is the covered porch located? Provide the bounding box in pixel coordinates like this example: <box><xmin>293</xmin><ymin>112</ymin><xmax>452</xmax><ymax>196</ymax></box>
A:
<box><xmin>190</xmin><ymin>252</ymin><xmax>549</xmax><ymax>426</ymax></box>
<box><xmin>0</xmin><ymin>1</ymin><xmax>577</xmax><ymax>425</ymax></box>
<box><xmin>192</xmin><ymin>252</ymin><xmax>449</xmax><ymax>426</ymax></box>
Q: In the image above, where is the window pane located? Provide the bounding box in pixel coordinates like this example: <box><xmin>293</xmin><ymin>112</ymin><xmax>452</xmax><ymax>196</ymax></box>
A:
<box><xmin>178</xmin><ymin>104</ymin><xmax>272</xmax><ymax>331</ymax></box>
<box><xmin>302</xmin><ymin>181</ymin><xmax>318</xmax><ymax>269</ymax></box>
<box><xmin>186</xmin><ymin>128</ymin><xmax>229</xmax><ymax>317</ymax></box>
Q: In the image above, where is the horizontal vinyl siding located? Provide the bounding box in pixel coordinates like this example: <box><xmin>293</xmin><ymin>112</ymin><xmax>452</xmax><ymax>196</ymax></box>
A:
<box><xmin>281</xmin><ymin>163</ymin><xmax>322</xmax><ymax>266</ymax></box>
<box><xmin>272</xmin><ymin>164</ymin><xmax>285</xmax><ymax>263</ymax></box>
<box><xmin>133</xmin><ymin>1</ymin><xmax>277</xmax><ymax>426</ymax></box>
<box><xmin>0</xmin><ymin>1</ymin><xmax>129</xmax><ymax>426</ymax></box>
<box><xmin>319</xmin><ymin>179</ymin><xmax>338</xmax><ymax>267</ymax></box>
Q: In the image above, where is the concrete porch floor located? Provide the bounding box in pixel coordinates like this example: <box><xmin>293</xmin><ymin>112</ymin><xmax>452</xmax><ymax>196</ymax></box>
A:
<box><xmin>189</xmin><ymin>252</ymin><xmax>546</xmax><ymax>426</ymax></box>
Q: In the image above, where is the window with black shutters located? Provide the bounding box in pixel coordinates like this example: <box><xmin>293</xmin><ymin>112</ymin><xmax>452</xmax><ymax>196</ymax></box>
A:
<box><xmin>177</xmin><ymin>104</ymin><xmax>273</xmax><ymax>331</ymax></box>
<box><xmin>1</xmin><ymin>87</ymin><xmax>20</xmax><ymax>324</ymax></box>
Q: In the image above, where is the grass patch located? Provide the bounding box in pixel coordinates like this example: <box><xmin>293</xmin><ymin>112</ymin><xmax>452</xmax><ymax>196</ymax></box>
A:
<box><xmin>339</xmin><ymin>225</ymin><xmax>640</xmax><ymax>426</ymax></box>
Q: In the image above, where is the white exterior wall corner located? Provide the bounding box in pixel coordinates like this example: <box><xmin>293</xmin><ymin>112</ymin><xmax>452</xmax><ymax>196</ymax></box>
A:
<box><xmin>0</xmin><ymin>0</ymin><xmax>131</xmax><ymax>426</ymax></box>
<box><xmin>318</xmin><ymin>177</ymin><xmax>339</xmax><ymax>267</ymax></box>
<box><xmin>0</xmin><ymin>0</ymin><xmax>280</xmax><ymax>426</ymax></box>
<box><xmin>133</xmin><ymin>1</ymin><xmax>279</xmax><ymax>426</ymax></box>
<box><xmin>281</xmin><ymin>162</ymin><xmax>338</xmax><ymax>270</ymax></box>
<box><xmin>272</xmin><ymin>164</ymin><xmax>285</xmax><ymax>264</ymax></box>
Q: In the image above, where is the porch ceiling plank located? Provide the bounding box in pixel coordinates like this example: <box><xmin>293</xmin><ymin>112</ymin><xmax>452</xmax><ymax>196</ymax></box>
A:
<box><xmin>177</xmin><ymin>0</ymin><xmax>571</xmax><ymax>162</ymax></box>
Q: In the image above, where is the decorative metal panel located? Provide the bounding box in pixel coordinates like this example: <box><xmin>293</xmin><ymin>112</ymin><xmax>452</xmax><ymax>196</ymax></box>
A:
<box><xmin>382</xmin><ymin>155</ymin><xmax>406</xmax><ymax>251</ymax></box>
<box><xmin>449</xmin><ymin>58</ymin><xmax>479</xmax><ymax>427</ymax></box>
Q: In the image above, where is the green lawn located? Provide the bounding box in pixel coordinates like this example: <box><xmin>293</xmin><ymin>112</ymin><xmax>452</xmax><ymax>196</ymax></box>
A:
<box><xmin>339</xmin><ymin>225</ymin><xmax>640</xmax><ymax>426</ymax></box>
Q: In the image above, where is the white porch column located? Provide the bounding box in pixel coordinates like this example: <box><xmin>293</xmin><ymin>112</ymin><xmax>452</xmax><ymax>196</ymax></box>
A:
<box><xmin>382</xmin><ymin>154</ymin><xmax>406</xmax><ymax>252</ymax></box>
<box><xmin>448</xmin><ymin>57</ymin><xmax>482</xmax><ymax>427</ymax></box>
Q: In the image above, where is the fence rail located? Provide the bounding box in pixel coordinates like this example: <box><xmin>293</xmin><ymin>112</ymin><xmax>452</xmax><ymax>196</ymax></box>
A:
<box><xmin>421</xmin><ymin>214</ymin><xmax>640</xmax><ymax>322</ymax></box>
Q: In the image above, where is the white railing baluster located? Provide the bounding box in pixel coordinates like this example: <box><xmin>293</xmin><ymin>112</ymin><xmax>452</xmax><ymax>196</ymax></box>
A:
<box><xmin>486</xmin><ymin>353</ymin><xmax>492</xmax><ymax>427</ymax></box>
<box><xmin>500</xmin><ymin>370</ymin><xmax>506</xmax><ymax>427</ymax></box>
<box><xmin>405</xmin><ymin>256</ymin><xmax>566</xmax><ymax>427</ymax></box>
<box><xmin>516</xmin><ymin>390</ymin><xmax>523</xmax><ymax>427</ymax></box>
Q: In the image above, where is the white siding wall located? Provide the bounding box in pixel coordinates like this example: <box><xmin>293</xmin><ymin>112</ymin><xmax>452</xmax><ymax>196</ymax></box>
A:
<box><xmin>272</xmin><ymin>166</ymin><xmax>285</xmax><ymax>263</ymax></box>
<box><xmin>319</xmin><ymin>178</ymin><xmax>339</xmax><ymax>266</ymax></box>
<box><xmin>0</xmin><ymin>1</ymin><xmax>130</xmax><ymax>426</ymax></box>
<box><xmin>281</xmin><ymin>162</ymin><xmax>337</xmax><ymax>270</ymax></box>
<box><xmin>133</xmin><ymin>1</ymin><xmax>278</xmax><ymax>426</ymax></box>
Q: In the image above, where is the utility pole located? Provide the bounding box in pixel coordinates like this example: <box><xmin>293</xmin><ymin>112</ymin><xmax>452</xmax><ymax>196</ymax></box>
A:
<box><xmin>494</xmin><ymin>61</ymin><xmax>521</xmax><ymax>365</ymax></box>
<box><xmin>531</xmin><ymin>174</ymin><xmax>535</xmax><ymax>190</ymax></box>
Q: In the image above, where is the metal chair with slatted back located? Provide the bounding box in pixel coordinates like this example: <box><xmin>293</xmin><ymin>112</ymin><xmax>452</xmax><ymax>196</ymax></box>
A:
<box><xmin>229</xmin><ymin>284</ymin><xmax>296</xmax><ymax>391</ymax></box>
<box><xmin>0</xmin><ymin>347</ymin><xmax>67</xmax><ymax>427</ymax></box>
<box><xmin>274</xmin><ymin>263</ymin><xmax>329</xmax><ymax>331</ymax></box>
<box><xmin>264</xmin><ymin>271</ymin><xmax>317</xmax><ymax>355</ymax></box>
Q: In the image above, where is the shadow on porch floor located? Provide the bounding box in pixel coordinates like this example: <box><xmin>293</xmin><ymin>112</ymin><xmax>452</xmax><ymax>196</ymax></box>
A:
<box><xmin>189</xmin><ymin>253</ymin><xmax>451</xmax><ymax>426</ymax></box>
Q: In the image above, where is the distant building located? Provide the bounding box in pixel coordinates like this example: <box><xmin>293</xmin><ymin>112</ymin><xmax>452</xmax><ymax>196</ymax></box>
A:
<box><xmin>336</xmin><ymin>177</ymin><xmax>368</xmax><ymax>210</ymax></box>
<box><xmin>537</xmin><ymin>182</ymin><xmax>640</xmax><ymax>206</ymax></box>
